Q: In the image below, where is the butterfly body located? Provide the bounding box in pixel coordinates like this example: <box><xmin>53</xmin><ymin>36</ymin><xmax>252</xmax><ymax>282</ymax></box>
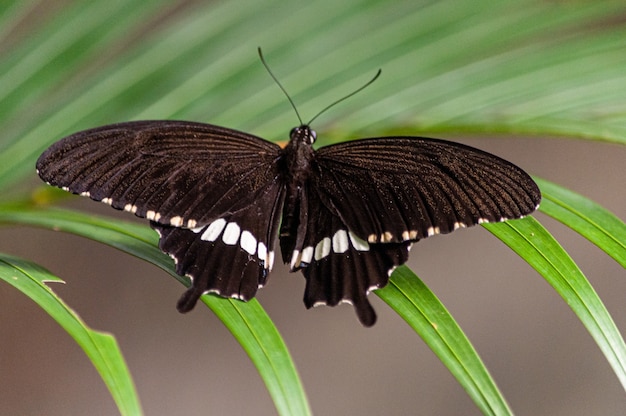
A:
<box><xmin>277</xmin><ymin>126</ymin><xmax>316</xmax><ymax>265</ymax></box>
<box><xmin>37</xmin><ymin>120</ymin><xmax>540</xmax><ymax>326</ymax></box>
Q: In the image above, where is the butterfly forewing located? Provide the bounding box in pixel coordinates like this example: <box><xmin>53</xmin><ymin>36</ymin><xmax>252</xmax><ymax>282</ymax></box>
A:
<box><xmin>36</xmin><ymin>121</ymin><xmax>282</xmax><ymax>228</ymax></box>
<box><xmin>313</xmin><ymin>137</ymin><xmax>541</xmax><ymax>244</ymax></box>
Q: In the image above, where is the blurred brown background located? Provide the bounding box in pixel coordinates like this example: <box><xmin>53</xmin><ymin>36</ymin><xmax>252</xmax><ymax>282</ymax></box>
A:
<box><xmin>1</xmin><ymin>136</ymin><xmax>624</xmax><ymax>415</ymax></box>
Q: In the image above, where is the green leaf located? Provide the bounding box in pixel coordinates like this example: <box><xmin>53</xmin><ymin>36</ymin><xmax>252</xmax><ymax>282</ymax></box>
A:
<box><xmin>0</xmin><ymin>205</ymin><xmax>311</xmax><ymax>416</ymax></box>
<box><xmin>484</xmin><ymin>217</ymin><xmax>626</xmax><ymax>390</ymax></box>
<box><xmin>0</xmin><ymin>253</ymin><xmax>142</xmax><ymax>416</ymax></box>
<box><xmin>377</xmin><ymin>267</ymin><xmax>512</xmax><ymax>416</ymax></box>
<box><xmin>535</xmin><ymin>177</ymin><xmax>626</xmax><ymax>268</ymax></box>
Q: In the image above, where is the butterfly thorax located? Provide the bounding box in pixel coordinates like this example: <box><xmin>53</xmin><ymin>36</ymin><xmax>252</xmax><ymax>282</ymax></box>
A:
<box><xmin>278</xmin><ymin>125</ymin><xmax>317</xmax><ymax>264</ymax></box>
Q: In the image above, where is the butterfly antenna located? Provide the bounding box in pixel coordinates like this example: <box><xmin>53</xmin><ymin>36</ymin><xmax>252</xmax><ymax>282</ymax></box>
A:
<box><xmin>258</xmin><ymin>47</ymin><xmax>304</xmax><ymax>125</ymax></box>
<box><xmin>307</xmin><ymin>68</ymin><xmax>381</xmax><ymax>126</ymax></box>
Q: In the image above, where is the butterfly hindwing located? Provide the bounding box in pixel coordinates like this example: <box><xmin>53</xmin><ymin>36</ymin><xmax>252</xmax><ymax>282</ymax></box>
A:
<box><xmin>283</xmin><ymin>188</ymin><xmax>410</xmax><ymax>326</ymax></box>
<box><xmin>313</xmin><ymin>137</ymin><xmax>541</xmax><ymax>244</ymax></box>
<box><xmin>152</xmin><ymin>177</ymin><xmax>285</xmax><ymax>312</ymax></box>
<box><xmin>36</xmin><ymin>120</ymin><xmax>282</xmax><ymax>228</ymax></box>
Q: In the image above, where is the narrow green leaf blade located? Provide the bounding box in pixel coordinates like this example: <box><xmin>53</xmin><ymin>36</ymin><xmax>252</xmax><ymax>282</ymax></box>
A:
<box><xmin>535</xmin><ymin>177</ymin><xmax>626</xmax><ymax>268</ymax></box>
<box><xmin>0</xmin><ymin>0</ymin><xmax>38</xmax><ymax>46</ymax></box>
<box><xmin>484</xmin><ymin>217</ymin><xmax>626</xmax><ymax>390</ymax></box>
<box><xmin>205</xmin><ymin>298</ymin><xmax>311</xmax><ymax>416</ymax></box>
<box><xmin>377</xmin><ymin>267</ymin><xmax>512</xmax><ymax>416</ymax></box>
<box><xmin>0</xmin><ymin>205</ymin><xmax>311</xmax><ymax>416</ymax></box>
<box><xmin>0</xmin><ymin>253</ymin><xmax>142</xmax><ymax>416</ymax></box>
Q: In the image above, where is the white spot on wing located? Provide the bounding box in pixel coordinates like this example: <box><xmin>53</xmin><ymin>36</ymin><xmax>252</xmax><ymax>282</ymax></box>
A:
<box><xmin>427</xmin><ymin>226</ymin><xmax>440</xmax><ymax>236</ymax></box>
<box><xmin>102</xmin><ymin>197</ymin><xmax>113</xmax><ymax>205</ymax></box>
<box><xmin>170</xmin><ymin>216</ymin><xmax>184</xmax><ymax>227</ymax></box>
<box><xmin>453</xmin><ymin>222</ymin><xmax>466</xmax><ymax>230</ymax></box>
<box><xmin>332</xmin><ymin>230</ymin><xmax>349</xmax><ymax>253</ymax></box>
<box><xmin>258</xmin><ymin>242</ymin><xmax>268</xmax><ymax>267</ymax></box>
<box><xmin>301</xmin><ymin>246</ymin><xmax>314</xmax><ymax>264</ymax></box>
<box><xmin>167</xmin><ymin>251</ymin><xmax>178</xmax><ymax>265</ymax></box>
<box><xmin>201</xmin><ymin>218</ymin><xmax>227</xmax><ymax>241</ymax></box>
<box><xmin>187</xmin><ymin>219</ymin><xmax>197</xmax><ymax>228</ymax></box>
<box><xmin>367</xmin><ymin>284</ymin><xmax>379</xmax><ymax>294</ymax></box>
<box><xmin>290</xmin><ymin>250</ymin><xmax>301</xmax><ymax>269</ymax></box>
<box><xmin>240</xmin><ymin>230</ymin><xmax>256</xmax><ymax>255</ymax></box>
<box><xmin>80</xmin><ymin>191</ymin><xmax>90</xmax><ymax>197</ymax></box>
<box><xmin>409</xmin><ymin>230</ymin><xmax>418</xmax><ymax>239</ymax></box>
<box><xmin>222</xmin><ymin>222</ymin><xmax>240</xmax><ymax>245</ymax></box>
<box><xmin>348</xmin><ymin>231</ymin><xmax>369</xmax><ymax>251</ymax></box>
<box><xmin>123</xmin><ymin>204</ymin><xmax>138</xmax><ymax>214</ymax></box>
<box><xmin>268</xmin><ymin>250</ymin><xmax>275</xmax><ymax>271</ymax></box>
<box><xmin>146</xmin><ymin>210</ymin><xmax>156</xmax><ymax>220</ymax></box>
<box><xmin>314</xmin><ymin>237</ymin><xmax>332</xmax><ymax>260</ymax></box>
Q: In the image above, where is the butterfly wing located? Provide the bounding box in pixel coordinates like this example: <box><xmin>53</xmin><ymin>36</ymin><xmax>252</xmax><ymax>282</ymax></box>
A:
<box><xmin>152</xmin><ymin>177</ymin><xmax>285</xmax><ymax>312</ymax></box>
<box><xmin>287</xmin><ymin>187</ymin><xmax>409</xmax><ymax>326</ymax></box>
<box><xmin>37</xmin><ymin>120</ymin><xmax>285</xmax><ymax>309</ymax></box>
<box><xmin>287</xmin><ymin>136</ymin><xmax>540</xmax><ymax>325</ymax></box>
<box><xmin>36</xmin><ymin>120</ymin><xmax>282</xmax><ymax>228</ymax></box>
<box><xmin>313</xmin><ymin>136</ymin><xmax>541</xmax><ymax>244</ymax></box>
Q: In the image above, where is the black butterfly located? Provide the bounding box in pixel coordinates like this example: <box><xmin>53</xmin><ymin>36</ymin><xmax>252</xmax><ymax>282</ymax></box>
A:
<box><xmin>36</xmin><ymin>118</ymin><xmax>540</xmax><ymax>326</ymax></box>
<box><xmin>36</xmin><ymin>55</ymin><xmax>540</xmax><ymax>326</ymax></box>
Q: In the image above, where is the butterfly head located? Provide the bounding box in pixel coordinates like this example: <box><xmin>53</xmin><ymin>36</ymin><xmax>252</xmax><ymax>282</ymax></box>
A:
<box><xmin>290</xmin><ymin>125</ymin><xmax>317</xmax><ymax>145</ymax></box>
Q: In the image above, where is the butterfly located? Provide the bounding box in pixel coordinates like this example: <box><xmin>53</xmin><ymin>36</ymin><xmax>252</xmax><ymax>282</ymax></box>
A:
<box><xmin>36</xmin><ymin>52</ymin><xmax>541</xmax><ymax>326</ymax></box>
